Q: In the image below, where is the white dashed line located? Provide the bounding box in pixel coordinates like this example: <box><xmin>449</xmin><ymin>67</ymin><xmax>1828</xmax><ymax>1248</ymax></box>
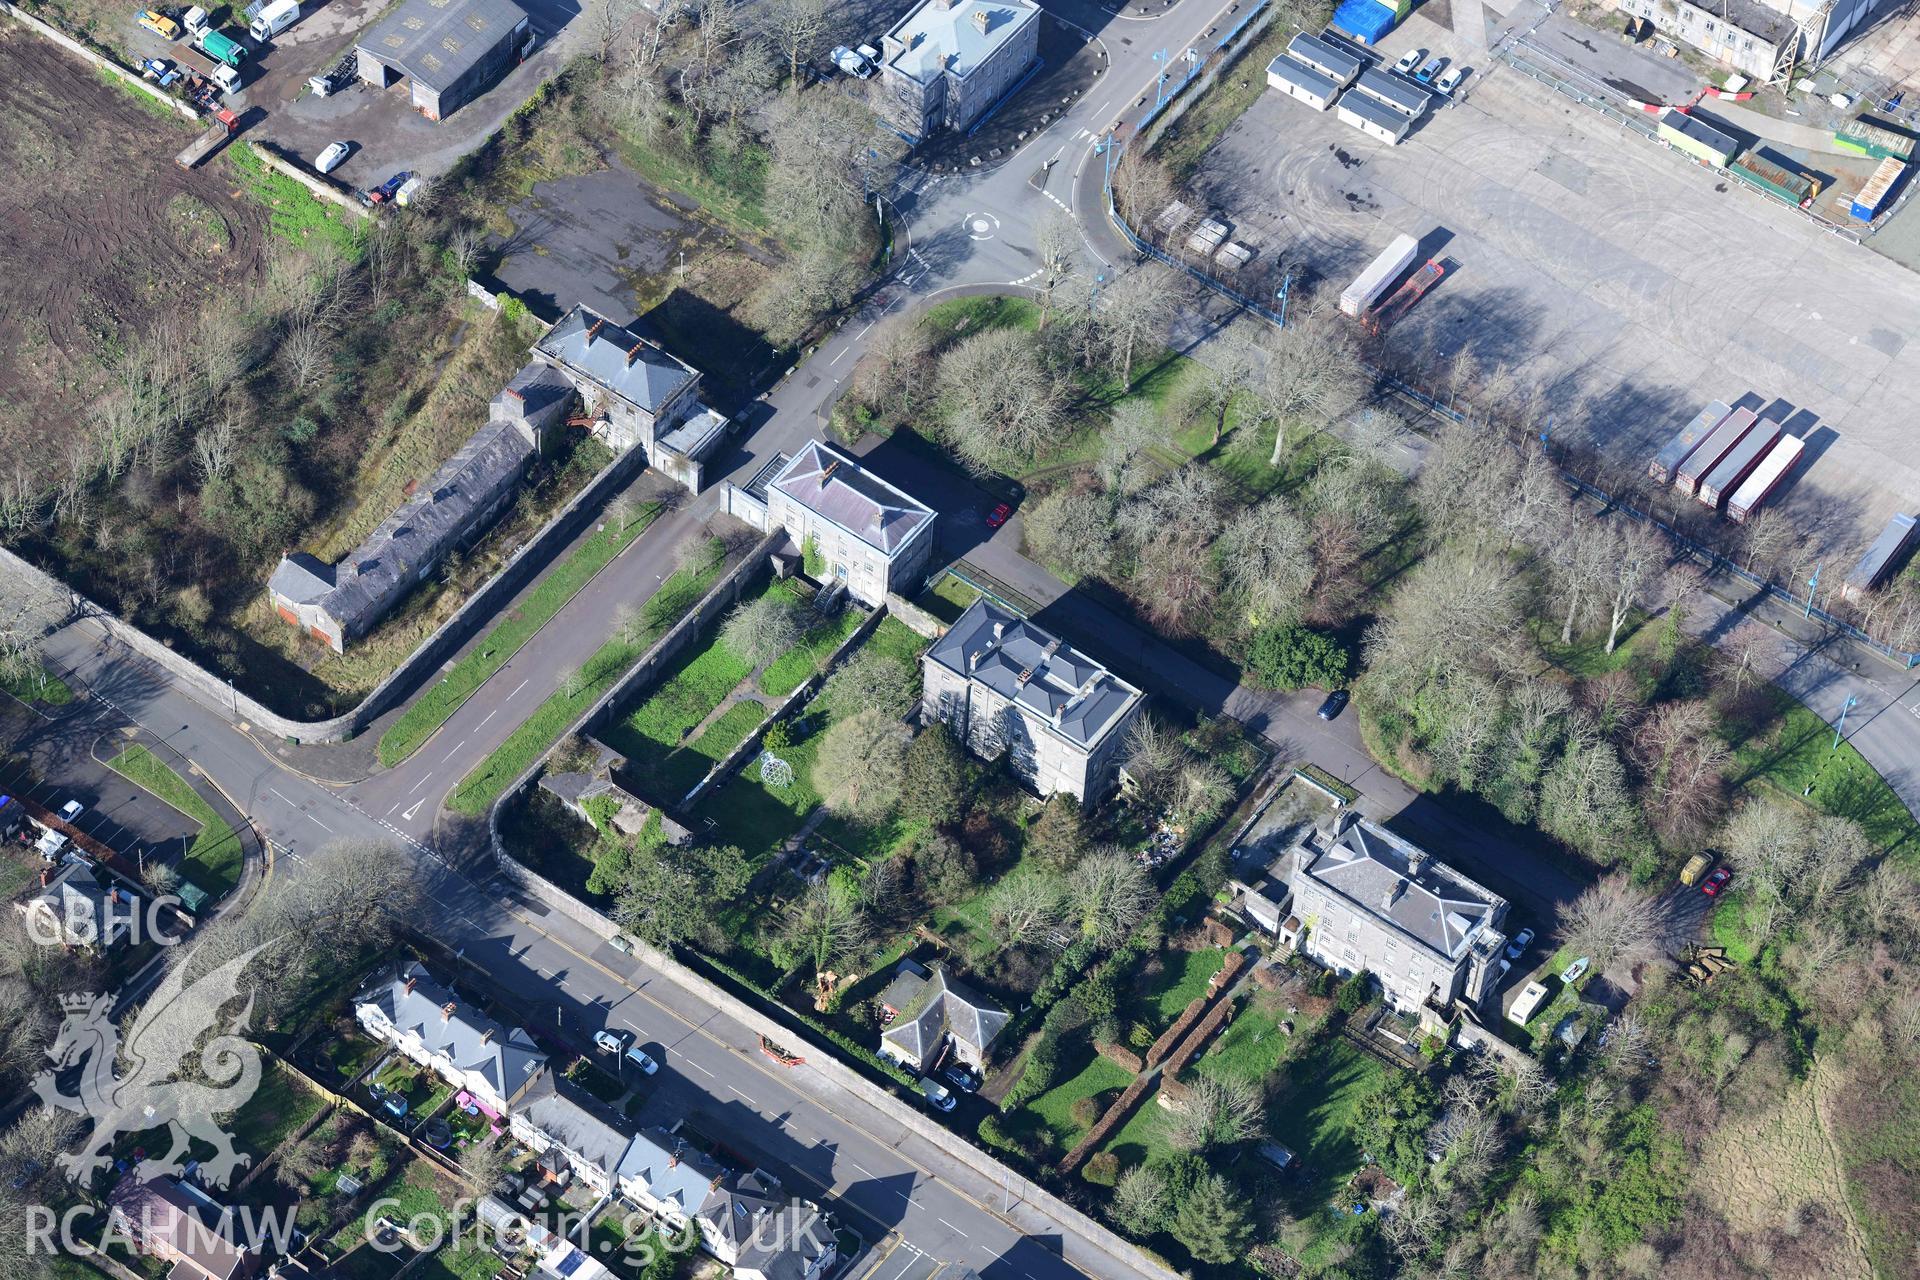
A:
<box><xmin>506</xmin><ymin>678</ymin><xmax>529</xmax><ymax>700</ymax></box>
<box><xmin>408</xmin><ymin>771</ymin><xmax>434</xmax><ymax>794</ymax></box>
<box><xmin>685</xmin><ymin>1060</ymin><xmax>714</xmax><ymax>1078</ymax></box>
<box><xmin>938</xmin><ymin>1218</ymin><xmax>968</xmax><ymax>1239</ymax></box>
<box><xmin>440</xmin><ymin>738</ymin><xmax>469</xmax><ymax>763</ymax></box>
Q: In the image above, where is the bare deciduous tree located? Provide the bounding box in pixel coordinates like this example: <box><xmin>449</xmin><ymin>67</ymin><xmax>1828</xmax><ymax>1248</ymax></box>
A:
<box><xmin>1557</xmin><ymin>873</ymin><xmax>1659</xmax><ymax>973</ymax></box>
<box><xmin>1098</xmin><ymin>400</ymin><xmax>1162</xmax><ymax>495</ymax></box>
<box><xmin>1167</xmin><ymin>1074</ymin><xmax>1263</xmax><ymax>1151</ymax></box>
<box><xmin>1068</xmin><ymin>848</ymin><xmax>1154</xmax><ymax>947</ymax></box>
<box><xmin>1606</xmin><ymin>522</ymin><xmax>1667</xmax><ymax>654</ymax></box>
<box><xmin>1033</xmin><ymin>207</ymin><xmax>1081</xmax><ymax>327</ymax></box>
<box><xmin>984</xmin><ymin>869</ymin><xmax>1067</xmax><ymax>951</ymax></box>
<box><xmin>1094</xmin><ymin>267</ymin><xmax>1172</xmax><ymax>390</ymax></box>
<box><xmin>757</xmin><ymin>0</ymin><xmax>825</xmax><ymax>85</ymax></box>
<box><xmin>721</xmin><ymin>593</ymin><xmax>802</xmax><ymax>668</ymax></box>
<box><xmin>192</xmin><ymin>418</ymin><xmax>238</xmax><ymax>486</ymax></box>
<box><xmin>811</xmin><ymin>709</ymin><xmax>910</xmax><ymax>821</ymax></box>
<box><xmin>937</xmin><ymin>326</ymin><xmax>1065</xmax><ymax>469</ymax></box>
<box><xmin>1249</xmin><ymin>313</ymin><xmax>1368</xmax><ymax>466</ymax></box>
<box><xmin>1218</xmin><ymin>497</ymin><xmax>1315</xmax><ymax>627</ymax></box>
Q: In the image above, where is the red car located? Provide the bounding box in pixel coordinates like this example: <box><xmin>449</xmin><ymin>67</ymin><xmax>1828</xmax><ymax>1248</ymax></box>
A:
<box><xmin>985</xmin><ymin>502</ymin><xmax>1013</xmax><ymax>529</ymax></box>
<box><xmin>1701</xmin><ymin>868</ymin><xmax>1733</xmax><ymax>896</ymax></box>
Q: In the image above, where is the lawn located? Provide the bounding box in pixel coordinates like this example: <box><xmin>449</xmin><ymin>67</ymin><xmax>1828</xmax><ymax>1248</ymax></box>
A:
<box><xmin>919</xmin><ymin>572</ymin><xmax>982</xmax><ymax>624</ymax></box>
<box><xmin>308</xmin><ymin>1024</ymin><xmax>386</xmax><ymax>1086</ymax></box>
<box><xmin>371</xmin><ymin>1058</ymin><xmax>452</xmax><ymax>1121</ymax></box>
<box><xmin>379</xmin><ymin>503</ymin><xmax>661</xmax><ymax>765</ymax></box>
<box><xmin>447</xmin><ymin>541</ymin><xmax>728</xmax><ymax>815</ymax></box>
<box><xmin>1263</xmin><ymin>1036</ymin><xmax>1390</xmax><ymax>1187</ymax></box>
<box><xmin>1007</xmin><ymin>1047</ymin><xmax>1136</xmax><ymax>1152</ymax></box>
<box><xmin>1</xmin><ymin>663</ymin><xmax>74</xmax><ymax>705</ymax></box>
<box><xmin>104</xmin><ymin>745</ymin><xmax>244</xmax><ymax>895</ymax></box>
<box><xmin>352</xmin><ymin>1157</ymin><xmax>458</xmax><ymax>1244</ymax></box>
<box><xmin>417</xmin><ymin>1243</ymin><xmax>502</xmax><ymax>1280</ymax></box>
<box><xmin>760</xmin><ymin>602</ymin><xmax>865</xmax><ymax>698</ymax></box>
<box><xmin>1731</xmin><ymin>691</ymin><xmax>1920</xmax><ymax>857</ymax></box>
<box><xmin>1102</xmin><ymin>1083</ymin><xmax>1179</xmax><ymax>1170</ymax></box>
<box><xmin>225</xmin><ymin>143</ymin><xmax>364</xmax><ymax>258</ymax></box>
<box><xmin>601</xmin><ymin>628</ymin><xmax>755</xmax><ymax>771</ymax></box>
<box><xmin>0</xmin><ymin>850</ymin><xmax>36</xmax><ymax>902</ymax></box>
<box><xmin>218</xmin><ymin>1060</ymin><xmax>325</xmax><ymax>1162</ymax></box>
<box><xmin>1130</xmin><ymin>946</ymin><xmax>1227</xmax><ymax>1033</ymax></box>
<box><xmin>1196</xmin><ymin>1002</ymin><xmax>1291</xmax><ymax>1085</ymax></box>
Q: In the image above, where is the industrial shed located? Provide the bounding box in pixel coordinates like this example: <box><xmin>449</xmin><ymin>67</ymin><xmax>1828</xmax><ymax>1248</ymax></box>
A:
<box><xmin>1267</xmin><ymin>54</ymin><xmax>1341</xmax><ymax>111</ymax></box>
<box><xmin>355</xmin><ymin>0</ymin><xmax>532</xmax><ymax>121</ymax></box>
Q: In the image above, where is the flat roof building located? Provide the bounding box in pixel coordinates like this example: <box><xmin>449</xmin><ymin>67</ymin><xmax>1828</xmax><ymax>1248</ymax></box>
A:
<box><xmin>355</xmin><ymin>0</ymin><xmax>531</xmax><ymax>121</ymax></box>
<box><xmin>1287</xmin><ymin>31</ymin><xmax>1362</xmax><ymax>85</ymax></box>
<box><xmin>1267</xmin><ymin>55</ymin><xmax>1342</xmax><ymax>111</ymax></box>
<box><xmin>1658</xmin><ymin>109</ymin><xmax>1740</xmax><ymax>166</ymax></box>
<box><xmin>1352</xmin><ymin>68</ymin><xmax>1429</xmax><ymax>117</ymax></box>
<box><xmin>922</xmin><ymin>597</ymin><xmax>1144</xmax><ymax>803</ymax></box>
<box><xmin>876</xmin><ymin>0</ymin><xmax>1042</xmax><ymax>139</ymax></box>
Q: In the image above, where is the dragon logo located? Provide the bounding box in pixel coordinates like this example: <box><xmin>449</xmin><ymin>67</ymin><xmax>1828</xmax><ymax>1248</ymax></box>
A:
<box><xmin>33</xmin><ymin>944</ymin><xmax>269</xmax><ymax>1189</ymax></box>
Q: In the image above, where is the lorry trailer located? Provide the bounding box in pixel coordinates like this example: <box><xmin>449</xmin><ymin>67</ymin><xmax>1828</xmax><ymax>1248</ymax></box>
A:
<box><xmin>1726</xmin><ymin>435</ymin><xmax>1805</xmax><ymax>523</ymax></box>
<box><xmin>1674</xmin><ymin>406</ymin><xmax>1757</xmax><ymax>496</ymax></box>
<box><xmin>1364</xmin><ymin>258</ymin><xmax>1444</xmax><ymax>335</ymax></box>
<box><xmin>1340</xmin><ymin>232</ymin><xmax>1418</xmax><ymax>318</ymax></box>
<box><xmin>1842</xmin><ymin>512</ymin><xmax>1919</xmax><ymax>600</ymax></box>
<box><xmin>1697</xmin><ymin>415</ymin><xmax>1782</xmax><ymax>509</ymax></box>
<box><xmin>1649</xmin><ymin>400</ymin><xmax>1731</xmax><ymax>485</ymax></box>
<box><xmin>248</xmin><ymin>0</ymin><xmax>300</xmax><ymax>41</ymax></box>
<box><xmin>1851</xmin><ymin>156</ymin><xmax>1905</xmax><ymax>221</ymax></box>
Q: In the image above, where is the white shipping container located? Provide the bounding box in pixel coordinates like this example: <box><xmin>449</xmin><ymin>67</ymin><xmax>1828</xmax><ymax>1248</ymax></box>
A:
<box><xmin>1727</xmin><ymin>435</ymin><xmax>1805</xmax><ymax>523</ymax></box>
<box><xmin>1340</xmin><ymin>233</ymin><xmax>1418</xmax><ymax>317</ymax></box>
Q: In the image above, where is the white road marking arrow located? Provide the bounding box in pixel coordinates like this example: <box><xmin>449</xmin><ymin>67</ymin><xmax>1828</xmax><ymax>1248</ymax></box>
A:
<box><xmin>401</xmin><ymin>797</ymin><xmax>428</xmax><ymax>822</ymax></box>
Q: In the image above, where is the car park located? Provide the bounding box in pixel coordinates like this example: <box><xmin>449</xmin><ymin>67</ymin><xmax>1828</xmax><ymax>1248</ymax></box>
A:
<box><xmin>625</xmin><ymin>1044</ymin><xmax>659</xmax><ymax>1075</ymax></box>
<box><xmin>918</xmin><ymin>1077</ymin><xmax>956</xmax><ymax>1112</ymax></box>
<box><xmin>1702</xmin><ymin>867</ymin><xmax>1733</xmax><ymax>896</ymax></box>
<box><xmin>314</xmin><ymin>141</ymin><xmax>351</xmax><ymax>174</ymax></box>
<box><xmin>1317</xmin><ymin>690</ymin><xmax>1350</xmax><ymax>721</ymax></box>
<box><xmin>593</xmin><ymin>1029</ymin><xmax>629</xmax><ymax>1055</ymax></box>
<box><xmin>1394</xmin><ymin>48</ymin><xmax>1425</xmax><ymax>75</ymax></box>
<box><xmin>1416</xmin><ymin>55</ymin><xmax>1447</xmax><ymax>85</ymax></box>
<box><xmin>1505</xmin><ymin>927</ymin><xmax>1535</xmax><ymax>959</ymax></box>
<box><xmin>138</xmin><ymin>9</ymin><xmax>182</xmax><ymax>39</ymax></box>
<box><xmin>1435</xmin><ymin>64</ymin><xmax>1467</xmax><ymax>94</ymax></box>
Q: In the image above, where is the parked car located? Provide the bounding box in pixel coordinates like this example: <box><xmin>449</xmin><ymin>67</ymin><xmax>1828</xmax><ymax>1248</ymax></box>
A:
<box><xmin>1505</xmin><ymin>927</ymin><xmax>1535</xmax><ymax>959</ymax></box>
<box><xmin>593</xmin><ymin>1029</ymin><xmax>629</xmax><ymax>1055</ymax></box>
<box><xmin>314</xmin><ymin>141</ymin><xmax>351</xmax><ymax>174</ymax></box>
<box><xmin>942</xmin><ymin>1064</ymin><xmax>980</xmax><ymax>1093</ymax></box>
<box><xmin>1316</xmin><ymin>690</ymin><xmax>1350</xmax><ymax>721</ymax></box>
<box><xmin>138</xmin><ymin>9</ymin><xmax>182</xmax><ymax>39</ymax></box>
<box><xmin>831</xmin><ymin>45</ymin><xmax>874</xmax><ymax>78</ymax></box>
<box><xmin>1435</xmin><ymin>64</ymin><xmax>1468</xmax><ymax>94</ymax></box>
<box><xmin>918</xmin><ymin>1077</ymin><xmax>956</xmax><ymax>1113</ymax></box>
<box><xmin>1416</xmin><ymin>55</ymin><xmax>1447</xmax><ymax>85</ymax></box>
<box><xmin>625</xmin><ymin>1044</ymin><xmax>659</xmax><ymax>1075</ymax></box>
<box><xmin>1394</xmin><ymin>47</ymin><xmax>1425</xmax><ymax>75</ymax></box>
<box><xmin>985</xmin><ymin>501</ymin><xmax>1013</xmax><ymax>529</ymax></box>
<box><xmin>58</xmin><ymin>800</ymin><xmax>84</xmax><ymax>824</ymax></box>
<box><xmin>1702</xmin><ymin>867</ymin><xmax>1733</xmax><ymax>896</ymax></box>
<box><xmin>367</xmin><ymin>170</ymin><xmax>413</xmax><ymax>204</ymax></box>
<box><xmin>1560</xmin><ymin>956</ymin><xmax>1591</xmax><ymax>985</ymax></box>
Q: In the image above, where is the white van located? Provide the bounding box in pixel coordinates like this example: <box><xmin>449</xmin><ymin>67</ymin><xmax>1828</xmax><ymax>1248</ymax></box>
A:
<box><xmin>182</xmin><ymin>5</ymin><xmax>210</xmax><ymax>34</ymax></box>
<box><xmin>249</xmin><ymin>0</ymin><xmax>300</xmax><ymax>41</ymax></box>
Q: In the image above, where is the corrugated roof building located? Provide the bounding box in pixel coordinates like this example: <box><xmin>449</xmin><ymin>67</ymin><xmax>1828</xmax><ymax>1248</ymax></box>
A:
<box><xmin>764</xmin><ymin>439</ymin><xmax>936</xmax><ymax>606</ymax></box>
<box><xmin>921</xmin><ymin>596</ymin><xmax>1144</xmax><ymax>804</ymax></box>
<box><xmin>354</xmin><ymin>0</ymin><xmax>532</xmax><ymax>121</ymax></box>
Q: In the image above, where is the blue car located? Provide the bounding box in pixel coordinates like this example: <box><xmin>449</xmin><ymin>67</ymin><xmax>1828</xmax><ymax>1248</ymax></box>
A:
<box><xmin>1416</xmin><ymin>55</ymin><xmax>1447</xmax><ymax>85</ymax></box>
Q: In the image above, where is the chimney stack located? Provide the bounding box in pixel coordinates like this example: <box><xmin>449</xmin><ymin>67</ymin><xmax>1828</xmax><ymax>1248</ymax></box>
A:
<box><xmin>41</xmin><ymin>867</ymin><xmax>52</xmax><ymax>888</ymax></box>
<box><xmin>404</xmin><ymin>976</ymin><xmax>418</xmax><ymax>996</ymax></box>
<box><xmin>971</xmin><ymin>8</ymin><xmax>989</xmax><ymax>34</ymax></box>
<box><xmin>441</xmin><ymin>1001</ymin><xmax>456</xmax><ymax>1021</ymax></box>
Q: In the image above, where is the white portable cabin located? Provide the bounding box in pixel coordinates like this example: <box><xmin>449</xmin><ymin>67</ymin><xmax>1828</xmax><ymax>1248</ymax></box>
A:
<box><xmin>1267</xmin><ymin>54</ymin><xmax>1341</xmax><ymax>111</ymax></box>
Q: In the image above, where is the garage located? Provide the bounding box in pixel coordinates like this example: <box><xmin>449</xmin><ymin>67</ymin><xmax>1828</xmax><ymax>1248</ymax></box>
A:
<box><xmin>355</xmin><ymin>0</ymin><xmax>533</xmax><ymax>121</ymax></box>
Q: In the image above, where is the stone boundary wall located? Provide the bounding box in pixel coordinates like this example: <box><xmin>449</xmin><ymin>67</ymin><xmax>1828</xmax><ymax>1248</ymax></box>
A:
<box><xmin>0</xmin><ymin>443</ymin><xmax>649</xmax><ymax>742</ymax></box>
<box><xmin>0</xmin><ymin>1</ymin><xmax>201</xmax><ymax>122</ymax></box>
<box><xmin>248</xmin><ymin>141</ymin><xmax>372</xmax><ymax>220</ymax></box>
<box><xmin>881</xmin><ymin>592</ymin><xmax>944</xmax><ymax>639</ymax></box>
<box><xmin>1159</xmin><ymin>978</ymin><xmax>1243</xmax><ymax>1079</ymax></box>
<box><xmin>678</xmin><ymin>601</ymin><xmax>885</xmax><ymax>810</ymax></box>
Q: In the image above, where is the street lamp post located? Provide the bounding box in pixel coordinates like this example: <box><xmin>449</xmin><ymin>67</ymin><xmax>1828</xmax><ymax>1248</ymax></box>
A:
<box><xmin>1804</xmin><ymin>562</ymin><xmax>1821</xmax><ymax>618</ymax></box>
<box><xmin>1833</xmin><ymin>694</ymin><xmax>1858</xmax><ymax>750</ymax></box>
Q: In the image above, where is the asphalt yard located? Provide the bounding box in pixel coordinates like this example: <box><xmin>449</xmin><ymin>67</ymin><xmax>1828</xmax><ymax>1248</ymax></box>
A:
<box><xmin>1186</xmin><ymin>21</ymin><xmax>1920</xmax><ymax>562</ymax></box>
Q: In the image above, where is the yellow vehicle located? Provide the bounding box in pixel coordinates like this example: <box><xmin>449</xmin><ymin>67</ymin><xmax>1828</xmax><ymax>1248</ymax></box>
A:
<box><xmin>138</xmin><ymin>8</ymin><xmax>182</xmax><ymax>38</ymax></box>
<box><xmin>1679</xmin><ymin>853</ymin><xmax>1711</xmax><ymax>886</ymax></box>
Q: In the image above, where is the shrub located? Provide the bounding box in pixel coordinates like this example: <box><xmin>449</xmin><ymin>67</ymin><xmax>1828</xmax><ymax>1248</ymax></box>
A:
<box><xmin>1083</xmin><ymin>1152</ymin><xmax>1121</xmax><ymax>1187</ymax></box>
<box><xmin>1245</xmin><ymin>623</ymin><xmax>1352</xmax><ymax>691</ymax></box>
<box><xmin>978</xmin><ymin>1114</ymin><xmax>1022</xmax><ymax>1156</ymax></box>
<box><xmin>1336</xmin><ymin>969</ymin><xmax>1373</xmax><ymax>1012</ymax></box>
<box><xmin>1071</xmin><ymin>1095</ymin><xmax>1102</xmax><ymax>1129</ymax></box>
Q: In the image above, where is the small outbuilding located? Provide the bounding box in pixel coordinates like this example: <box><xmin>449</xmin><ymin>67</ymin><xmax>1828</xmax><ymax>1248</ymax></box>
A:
<box><xmin>356</xmin><ymin>0</ymin><xmax>532</xmax><ymax>121</ymax></box>
<box><xmin>1267</xmin><ymin>54</ymin><xmax>1341</xmax><ymax>111</ymax></box>
<box><xmin>1352</xmin><ymin>67</ymin><xmax>1429</xmax><ymax>118</ymax></box>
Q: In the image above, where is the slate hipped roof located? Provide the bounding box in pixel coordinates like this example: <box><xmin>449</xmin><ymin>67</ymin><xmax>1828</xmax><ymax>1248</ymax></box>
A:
<box><xmin>701</xmin><ymin>1170</ymin><xmax>833</xmax><ymax>1280</ymax></box>
<box><xmin>879</xmin><ymin>961</ymin><xmax>1007</xmax><ymax>1063</ymax></box>
<box><xmin>517</xmin><ymin>1075</ymin><xmax>634</xmax><ymax>1177</ymax></box>
<box><xmin>535</xmin><ymin>305</ymin><xmax>698</xmax><ymax>416</ymax></box>
<box><xmin>25</xmin><ymin>862</ymin><xmax>130</xmax><ymax>948</ymax></box>
<box><xmin>615</xmin><ymin>1129</ymin><xmax>725</xmax><ymax>1218</ymax></box>
<box><xmin>1296</xmin><ymin>818</ymin><xmax>1505</xmax><ymax>961</ymax></box>
<box><xmin>358</xmin><ymin>962</ymin><xmax>546</xmax><ymax>1100</ymax></box>
<box><xmin>269</xmin><ymin>418</ymin><xmax>533</xmax><ymax>630</ymax></box>
<box><xmin>357</xmin><ymin>0</ymin><xmax>528</xmax><ymax>92</ymax></box>
<box><xmin>885</xmin><ymin>0</ymin><xmax>1040</xmax><ymax>83</ymax></box>
<box><xmin>769</xmin><ymin>440</ymin><xmax>934</xmax><ymax>557</ymax></box>
<box><xmin>925</xmin><ymin>598</ymin><xmax>1142</xmax><ymax>749</ymax></box>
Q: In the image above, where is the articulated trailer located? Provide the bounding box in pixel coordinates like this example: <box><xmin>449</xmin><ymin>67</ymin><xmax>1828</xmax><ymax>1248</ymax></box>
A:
<box><xmin>1726</xmin><ymin>435</ymin><xmax>1805</xmax><ymax>524</ymax></box>
<box><xmin>1340</xmin><ymin>233</ymin><xmax>1419</xmax><ymax>318</ymax></box>
<box><xmin>1363</xmin><ymin>258</ymin><xmax>1445</xmax><ymax>335</ymax></box>
<box><xmin>1649</xmin><ymin>400</ymin><xmax>1732</xmax><ymax>485</ymax></box>
<box><xmin>1697</xmin><ymin>415</ymin><xmax>1782</xmax><ymax>509</ymax></box>
<box><xmin>1674</xmin><ymin>406</ymin><xmax>1757</xmax><ymax>497</ymax></box>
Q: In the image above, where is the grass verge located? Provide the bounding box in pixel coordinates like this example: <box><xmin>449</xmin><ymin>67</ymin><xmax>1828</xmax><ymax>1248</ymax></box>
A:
<box><xmin>105</xmin><ymin>745</ymin><xmax>244</xmax><ymax>894</ymax></box>
<box><xmin>378</xmin><ymin>503</ymin><xmax>661</xmax><ymax>766</ymax></box>
<box><xmin>445</xmin><ymin>542</ymin><xmax>728</xmax><ymax>815</ymax></box>
<box><xmin>1</xmin><ymin>664</ymin><xmax>74</xmax><ymax>706</ymax></box>
<box><xmin>1732</xmin><ymin>692</ymin><xmax>1920</xmax><ymax>857</ymax></box>
<box><xmin>225</xmin><ymin>143</ymin><xmax>363</xmax><ymax>258</ymax></box>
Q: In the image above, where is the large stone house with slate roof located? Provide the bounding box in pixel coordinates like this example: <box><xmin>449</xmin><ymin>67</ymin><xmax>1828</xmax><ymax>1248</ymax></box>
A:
<box><xmin>354</xmin><ymin>962</ymin><xmax>547</xmax><ymax>1115</ymax></box>
<box><xmin>267</xmin><ymin>361</ymin><xmax>572</xmax><ymax>653</ymax></box>
<box><xmin>531</xmin><ymin>304</ymin><xmax>732</xmax><ymax>492</ymax></box>
<box><xmin>920</xmin><ymin>597</ymin><xmax>1144</xmax><ymax>804</ymax></box>
<box><xmin>876</xmin><ymin>0</ymin><xmax>1041</xmax><ymax>140</ymax></box>
<box><xmin>876</xmin><ymin>959</ymin><xmax>1007</xmax><ymax>1073</ymax></box>
<box><xmin>1287</xmin><ymin>812</ymin><xmax>1510</xmax><ymax>1018</ymax></box>
<box><xmin>354</xmin><ymin>0</ymin><xmax>532</xmax><ymax>121</ymax></box>
<box><xmin>763</xmin><ymin>440</ymin><xmax>936</xmax><ymax>606</ymax></box>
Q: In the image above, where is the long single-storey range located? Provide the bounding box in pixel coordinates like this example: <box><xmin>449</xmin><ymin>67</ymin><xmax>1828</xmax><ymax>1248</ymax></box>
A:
<box><xmin>356</xmin><ymin>0</ymin><xmax>532</xmax><ymax>121</ymax></box>
<box><xmin>1267</xmin><ymin>54</ymin><xmax>1342</xmax><ymax>111</ymax></box>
